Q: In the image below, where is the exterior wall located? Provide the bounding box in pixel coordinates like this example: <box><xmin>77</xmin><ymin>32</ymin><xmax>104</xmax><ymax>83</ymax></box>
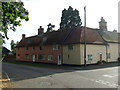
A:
<box><xmin>16</xmin><ymin>43</ymin><xmax>118</xmax><ymax>65</ymax></box>
<box><xmin>16</xmin><ymin>45</ymin><xmax>63</xmax><ymax>64</ymax></box>
<box><xmin>80</xmin><ymin>44</ymin><xmax>106</xmax><ymax>65</ymax></box>
<box><xmin>107</xmin><ymin>43</ymin><xmax>118</xmax><ymax>62</ymax></box>
<box><xmin>63</xmin><ymin>44</ymin><xmax>81</xmax><ymax>65</ymax></box>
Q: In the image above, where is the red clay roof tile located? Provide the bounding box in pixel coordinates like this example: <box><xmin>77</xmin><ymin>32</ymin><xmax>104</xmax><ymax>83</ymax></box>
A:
<box><xmin>16</xmin><ymin>26</ymin><xmax>106</xmax><ymax>47</ymax></box>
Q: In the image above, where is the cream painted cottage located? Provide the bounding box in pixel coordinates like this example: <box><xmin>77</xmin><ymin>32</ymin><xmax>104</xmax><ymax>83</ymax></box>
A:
<box><xmin>16</xmin><ymin>17</ymin><xmax>119</xmax><ymax>65</ymax></box>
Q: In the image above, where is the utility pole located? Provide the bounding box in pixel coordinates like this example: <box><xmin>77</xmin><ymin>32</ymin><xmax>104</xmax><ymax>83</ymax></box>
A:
<box><xmin>84</xmin><ymin>6</ymin><xmax>87</xmax><ymax>66</ymax></box>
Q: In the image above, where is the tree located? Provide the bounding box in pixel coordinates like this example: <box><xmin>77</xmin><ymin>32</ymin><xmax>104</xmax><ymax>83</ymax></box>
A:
<box><xmin>0</xmin><ymin>1</ymin><xmax>29</xmax><ymax>40</ymax></box>
<box><xmin>10</xmin><ymin>40</ymin><xmax>16</xmax><ymax>55</ymax></box>
<box><xmin>47</xmin><ymin>23</ymin><xmax>55</xmax><ymax>32</ymax></box>
<box><xmin>60</xmin><ymin>6</ymin><xmax>82</xmax><ymax>29</ymax></box>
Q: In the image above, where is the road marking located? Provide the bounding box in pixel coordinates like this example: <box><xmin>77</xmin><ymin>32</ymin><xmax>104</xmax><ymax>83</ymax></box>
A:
<box><xmin>76</xmin><ymin>66</ymin><xmax>118</xmax><ymax>73</ymax></box>
<box><xmin>95</xmin><ymin>80</ymin><xmax>118</xmax><ymax>87</ymax></box>
<box><xmin>103</xmin><ymin>74</ymin><xmax>118</xmax><ymax>78</ymax></box>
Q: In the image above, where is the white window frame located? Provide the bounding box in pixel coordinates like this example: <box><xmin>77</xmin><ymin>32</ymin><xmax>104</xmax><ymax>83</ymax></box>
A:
<box><xmin>48</xmin><ymin>55</ymin><xmax>53</xmax><ymax>61</ymax></box>
<box><xmin>107</xmin><ymin>53</ymin><xmax>110</xmax><ymax>59</ymax></box>
<box><xmin>38</xmin><ymin>54</ymin><xmax>45</xmax><ymax>60</ymax></box>
<box><xmin>88</xmin><ymin>55</ymin><xmax>93</xmax><ymax>61</ymax></box>
<box><xmin>53</xmin><ymin>44</ymin><xmax>60</xmax><ymax>50</ymax></box>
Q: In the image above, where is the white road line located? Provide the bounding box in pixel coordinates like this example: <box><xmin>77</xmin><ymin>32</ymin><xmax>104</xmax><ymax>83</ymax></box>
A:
<box><xmin>103</xmin><ymin>74</ymin><xmax>118</xmax><ymax>78</ymax></box>
<box><xmin>95</xmin><ymin>80</ymin><xmax>118</xmax><ymax>87</ymax></box>
<box><xmin>76</xmin><ymin>66</ymin><xmax>118</xmax><ymax>72</ymax></box>
<box><xmin>3</xmin><ymin>72</ymin><xmax>10</xmax><ymax>81</ymax></box>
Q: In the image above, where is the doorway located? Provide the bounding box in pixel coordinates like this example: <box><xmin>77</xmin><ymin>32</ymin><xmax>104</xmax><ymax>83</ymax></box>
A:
<box><xmin>32</xmin><ymin>54</ymin><xmax>36</xmax><ymax>62</ymax></box>
<box><xmin>58</xmin><ymin>55</ymin><xmax>62</xmax><ymax>65</ymax></box>
<box><xmin>99</xmin><ymin>53</ymin><xmax>102</xmax><ymax>63</ymax></box>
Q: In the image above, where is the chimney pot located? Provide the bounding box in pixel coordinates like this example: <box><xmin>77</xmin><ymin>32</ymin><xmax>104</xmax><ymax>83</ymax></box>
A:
<box><xmin>38</xmin><ymin>26</ymin><xmax>44</xmax><ymax>35</ymax></box>
<box><xmin>113</xmin><ymin>29</ymin><xmax>117</xmax><ymax>32</ymax></box>
<box><xmin>99</xmin><ymin>17</ymin><xmax>107</xmax><ymax>31</ymax></box>
<box><xmin>22</xmin><ymin>34</ymin><xmax>25</xmax><ymax>39</ymax></box>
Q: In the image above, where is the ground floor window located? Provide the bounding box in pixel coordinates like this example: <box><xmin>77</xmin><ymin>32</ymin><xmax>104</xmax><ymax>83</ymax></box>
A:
<box><xmin>88</xmin><ymin>55</ymin><xmax>93</xmax><ymax>61</ymax></box>
<box><xmin>40</xmin><ymin>46</ymin><xmax>44</xmax><ymax>50</ymax></box>
<box><xmin>48</xmin><ymin>55</ymin><xmax>53</xmax><ymax>61</ymax></box>
<box><xmin>38</xmin><ymin>54</ymin><xmax>45</xmax><ymax>60</ymax></box>
<box><xmin>17</xmin><ymin>54</ymin><xmax>20</xmax><ymax>58</ymax></box>
<box><xmin>25</xmin><ymin>54</ymin><xmax>29</xmax><ymax>59</ymax></box>
<box><xmin>107</xmin><ymin>53</ymin><xmax>110</xmax><ymax>59</ymax></box>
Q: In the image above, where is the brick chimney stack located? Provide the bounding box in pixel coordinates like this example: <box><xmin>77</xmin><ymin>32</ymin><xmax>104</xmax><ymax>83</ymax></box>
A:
<box><xmin>38</xmin><ymin>26</ymin><xmax>44</xmax><ymax>35</ymax></box>
<box><xmin>99</xmin><ymin>17</ymin><xmax>107</xmax><ymax>31</ymax></box>
<box><xmin>22</xmin><ymin>34</ymin><xmax>25</xmax><ymax>39</ymax></box>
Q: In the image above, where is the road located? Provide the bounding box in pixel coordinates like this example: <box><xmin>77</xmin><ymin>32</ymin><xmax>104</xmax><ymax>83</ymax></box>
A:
<box><xmin>2</xmin><ymin>62</ymin><xmax>119</xmax><ymax>89</ymax></box>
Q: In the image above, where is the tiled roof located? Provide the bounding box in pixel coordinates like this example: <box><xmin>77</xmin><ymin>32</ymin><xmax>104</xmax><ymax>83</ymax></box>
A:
<box><xmin>2</xmin><ymin>47</ymin><xmax>11</xmax><ymax>55</ymax></box>
<box><xmin>80</xmin><ymin>27</ymin><xmax>106</xmax><ymax>44</ymax></box>
<box><xmin>16</xmin><ymin>26</ymin><xmax>107</xmax><ymax>47</ymax></box>
<box><xmin>98</xmin><ymin>30</ymin><xmax>120</xmax><ymax>43</ymax></box>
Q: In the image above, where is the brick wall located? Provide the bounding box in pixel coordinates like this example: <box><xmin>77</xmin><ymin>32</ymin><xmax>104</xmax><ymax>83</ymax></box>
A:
<box><xmin>16</xmin><ymin>45</ymin><xmax>63</xmax><ymax>64</ymax></box>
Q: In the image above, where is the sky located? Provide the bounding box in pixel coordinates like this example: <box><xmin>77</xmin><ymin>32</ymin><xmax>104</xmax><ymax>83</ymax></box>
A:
<box><xmin>3</xmin><ymin>0</ymin><xmax>119</xmax><ymax>50</ymax></box>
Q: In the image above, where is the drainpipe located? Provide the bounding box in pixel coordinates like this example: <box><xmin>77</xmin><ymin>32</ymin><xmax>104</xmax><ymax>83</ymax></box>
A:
<box><xmin>84</xmin><ymin>6</ymin><xmax>87</xmax><ymax>66</ymax></box>
<box><xmin>106</xmin><ymin>44</ymin><xmax>108</xmax><ymax>62</ymax></box>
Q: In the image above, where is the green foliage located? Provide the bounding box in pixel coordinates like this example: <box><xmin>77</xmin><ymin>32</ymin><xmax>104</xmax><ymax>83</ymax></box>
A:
<box><xmin>10</xmin><ymin>40</ymin><xmax>18</xmax><ymax>55</ymax></box>
<box><xmin>0</xmin><ymin>1</ymin><xmax>29</xmax><ymax>39</ymax></box>
<box><xmin>47</xmin><ymin>23</ymin><xmax>55</xmax><ymax>32</ymax></box>
<box><xmin>60</xmin><ymin>6</ymin><xmax>82</xmax><ymax>29</ymax></box>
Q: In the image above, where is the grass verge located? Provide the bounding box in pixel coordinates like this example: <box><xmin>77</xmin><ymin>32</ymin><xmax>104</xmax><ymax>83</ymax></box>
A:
<box><xmin>2</xmin><ymin>60</ymin><xmax>64</xmax><ymax>69</ymax></box>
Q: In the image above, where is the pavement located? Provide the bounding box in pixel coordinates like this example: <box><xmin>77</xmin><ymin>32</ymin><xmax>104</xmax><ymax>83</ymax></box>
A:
<box><xmin>2</xmin><ymin>62</ymin><xmax>119</xmax><ymax>89</ymax></box>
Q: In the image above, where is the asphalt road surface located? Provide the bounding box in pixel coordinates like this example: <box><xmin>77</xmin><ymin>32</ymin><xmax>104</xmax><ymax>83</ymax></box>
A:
<box><xmin>2</xmin><ymin>62</ymin><xmax>119</xmax><ymax>89</ymax></box>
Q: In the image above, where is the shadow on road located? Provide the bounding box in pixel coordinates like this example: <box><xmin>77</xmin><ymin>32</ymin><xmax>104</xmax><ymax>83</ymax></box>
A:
<box><xmin>2</xmin><ymin>61</ymin><xmax>119</xmax><ymax>82</ymax></box>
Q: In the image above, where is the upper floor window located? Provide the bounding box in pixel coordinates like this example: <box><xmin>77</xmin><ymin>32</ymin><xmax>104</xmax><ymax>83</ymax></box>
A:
<box><xmin>40</xmin><ymin>46</ymin><xmax>44</xmax><ymax>50</ymax></box>
<box><xmin>18</xmin><ymin>48</ymin><xmax>20</xmax><ymax>50</ymax></box>
<box><xmin>26</xmin><ymin>47</ymin><xmax>29</xmax><ymax>50</ymax></box>
<box><xmin>53</xmin><ymin>45</ymin><xmax>60</xmax><ymax>50</ymax></box>
<box><xmin>33</xmin><ymin>46</ymin><xmax>35</xmax><ymax>50</ymax></box>
<box><xmin>68</xmin><ymin>45</ymin><xmax>73</xmax><ymax>50</ymax></box>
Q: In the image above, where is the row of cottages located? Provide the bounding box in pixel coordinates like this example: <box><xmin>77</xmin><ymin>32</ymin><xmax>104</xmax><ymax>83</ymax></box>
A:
<box><xmin>16</xmin><ymin>17</ymin><xmax>119</xmax><ymax>65</ymax></box>
<box><xmin>98</xmin><ymin>17</ymin><xmax>119</xmax><ymax>62</ymax></box>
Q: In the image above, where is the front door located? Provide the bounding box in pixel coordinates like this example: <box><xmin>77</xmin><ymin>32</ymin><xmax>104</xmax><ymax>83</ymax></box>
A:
<box><xmin>58</xmin><ymin>55</ymin><xmax>62</xmax><ymax>65</ymax></box>
<box><xmin>32</xmin><ymin>54</ymin><xmax>36</xmax><ymax>62</ymax></box>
